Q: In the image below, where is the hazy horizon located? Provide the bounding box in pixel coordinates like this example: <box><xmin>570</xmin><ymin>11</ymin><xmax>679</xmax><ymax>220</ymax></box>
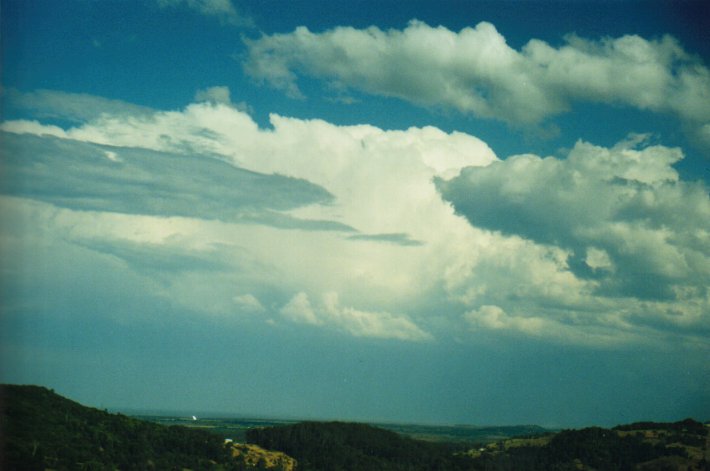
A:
<box><xmin>13</xmin><ymin>382</ymin><xmax>703</xmax><ymax>430</ymax></box>
<box><xmin>1</xmin><ymin>0</ymin><xmax>709</xmax><ymax>430</ymax></box>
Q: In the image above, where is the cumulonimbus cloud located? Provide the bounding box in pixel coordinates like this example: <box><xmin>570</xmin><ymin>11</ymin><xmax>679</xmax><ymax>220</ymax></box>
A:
<box><xmin>3</xmin><ymin>88</ymin><xmax>708</xmax><ymax>347</ymax></box>
<box><xmin>243</xmin><ymin>20</ymin><xmax>710</xmax><ymax>140</ymax></box>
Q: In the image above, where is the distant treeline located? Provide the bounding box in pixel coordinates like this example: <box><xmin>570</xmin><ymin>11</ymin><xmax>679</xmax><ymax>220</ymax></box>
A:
<box><xmin>614</xmin><ymin>418</ymin><xmax>708</xmax><ymax>434</ymax></box>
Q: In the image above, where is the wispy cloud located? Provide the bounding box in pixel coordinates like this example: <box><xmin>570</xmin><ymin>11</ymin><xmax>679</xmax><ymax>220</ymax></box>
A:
<box><xmin>2</xmin><ymin>88</ymin><xmax>153</xmax><ymax>123</ymax></box>
<box><xmin>156</xmin><ymin>0</ymin><xmax>252</xmax><ymax>27</ymax></box>
<box><xmin>347</xmin><ymin>233</ymin><xmax>423</xmax><ymax>246</ymax></box>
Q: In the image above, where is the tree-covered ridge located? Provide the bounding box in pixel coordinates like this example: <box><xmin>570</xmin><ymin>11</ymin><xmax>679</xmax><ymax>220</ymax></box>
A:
<box><xmin>247</xmin><ymin>419</ymin><xmax>709</xmax><ymax>471</ymax></box>
<box><xmin>2</xmin><ymin>384</ymin><xmax>708</xmax><ymax>471</ymax></box>
<box><xmin>467</xmin><ymin>422</ymin><xmax>708</xmax><ymax>471</ymax></box>
<box><xmin>246</xmin><ymin>420</ymin><xmax>473</xmax><ymax>470</ymax></box>
<box><xmin>0</xmin><ymin>384</ymin><xmax>248</xmax><ymax>470</ymax></box>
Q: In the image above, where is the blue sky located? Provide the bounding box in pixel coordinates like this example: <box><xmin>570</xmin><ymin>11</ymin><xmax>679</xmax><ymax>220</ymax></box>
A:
<box><xmin>1</xmin><ymin>0</ymin><xmax>709</xmax><ymax>428</ymax></box>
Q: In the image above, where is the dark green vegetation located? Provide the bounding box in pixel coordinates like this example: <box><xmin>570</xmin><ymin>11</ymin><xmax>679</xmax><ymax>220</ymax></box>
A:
<box><xmin>247</xmin><ymin>421</ymin><xmax>474</xmax><ymax>470</ymax></box>
<box><xmin>0</xmin><ymin>385</ymin><xmax>248</xmax><ymax>470</ymax></box>
<box><xmin>138</xmin><ymin>415</ymin><xmax>300</xmax><ymax>443</ymax></box>
<box><xmin>468</xmin><ymin>423</ymin><xmax>708</xmax><ymax>471</ymax></box>
<box><xmin>2</xmin><ymin>384</ymin><xmax>708</xmax><ymax>470</ymax></box>
<box><xmin>246</xmin><ymin>420</ymin><xmax>709</xmax><ymax>471</ymax></box>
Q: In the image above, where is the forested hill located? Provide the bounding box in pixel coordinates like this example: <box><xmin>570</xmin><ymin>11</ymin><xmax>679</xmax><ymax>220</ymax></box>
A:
<box><xmin>2</xmin><ymin>384</ymin><xmax>708</xmax><ymax>470</ymax></box>
<box><xmin>246</xmin><ymin>419</ymin><xmax>710</xmax><ymax>471</ymax></box>
<box><xmin>0</xmin><ymin>384</ymin><xmax>244</xmax><ymax>470</ymax></box>
<box><xmin>247</xmin><ymin>421</ymin><xmax>474</xmax><ymax>470</ymax></box>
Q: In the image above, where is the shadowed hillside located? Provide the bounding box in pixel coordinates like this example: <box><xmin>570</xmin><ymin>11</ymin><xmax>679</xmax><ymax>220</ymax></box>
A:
<box><xmin>0</xmin><ymin>384</ymin><xmax>266</xmax><ymax>470</ymax></box>
<box><xmin>246</xmin><ymin>420</ymin><xmax>475</xmax><ymax>470</ymax></box>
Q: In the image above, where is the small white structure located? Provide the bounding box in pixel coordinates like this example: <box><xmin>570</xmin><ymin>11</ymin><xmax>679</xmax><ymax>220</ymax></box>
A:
<box><xmin>192</xmin><ymin>415</ymin><xmax>197</xmax><ymax>421</ymax></box>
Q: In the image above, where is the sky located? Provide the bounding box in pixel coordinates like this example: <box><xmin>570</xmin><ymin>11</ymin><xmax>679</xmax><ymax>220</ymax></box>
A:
<box><xmin>0</xmin><ymin>0</ymin><xmax>709</xmax><ymax>429</ymax></box>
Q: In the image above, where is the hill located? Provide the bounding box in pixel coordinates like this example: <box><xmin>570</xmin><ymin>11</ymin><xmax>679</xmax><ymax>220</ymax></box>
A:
<box><xmin>462</xmin><ymin>420</ymin><xmax>709</xmax><ymax>471</ymax></box>
<box><xmin>0</xmin><ymin>384</ymin><xmax>290</xmax><ymax>470</ymax></box>
<box><xmin>246</xmin><ymin>419</ymin><xmax>709</xmax><ymax>470</ymax></box>
<box><xmin>246</xmin><ymin>420</ymin><xmax>475</xmax><ymax>470</ymax></box>
<box><xmin>2</xmin><ymin>384</ymin><xmax>707</xmax><ymax>470</ymax></box>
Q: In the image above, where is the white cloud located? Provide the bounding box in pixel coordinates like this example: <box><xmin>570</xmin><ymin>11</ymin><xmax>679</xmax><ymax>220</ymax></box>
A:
<box><xmin>437</xmin><ymin>135</ymin><xmax>710</xmax><ymax>300</ymax></box>
<box><xmin>464</xmin><ymin>305</ymin><xmax>543</xmax><ymax>333</ymax></box>
<box><xmin>233</xmin><ymin>294</ymin><xmax>266</xmax><ymax>313</ymax></box>
<box><xmin>437</xmin><ymin>134</ymin><xmax>710</xmax><ymax>347</ymax></box>
<box><xmin>0</xmin><ymin>130</ymin><xmax>334</xmax><ymax>225</ymax></box>
<box><xmin>103</xmin><ymin>150</ymin><xmax>121</xmax><ymax>162</ymax></box>
<box><xmin>3</xmin><ymin>95</ymin><xmax>492</xmax><ymax>341</ymax></box>
<box><xmin>3</xmin><ymin>89</ymin><xmax>709</xmax><ymax>347</ymax></box>
<box><xmin>194</xmin><ymin>86</ymin><xmax>232</xmax><ymax>105</ymax></box>
<box><xmin>1</xmin><ymin>119</ymin><xmax>67</xmax><ymax>137</ymax></box>
<box><xmin>280</xmin><ymin>292</ymin><xmax>320</xmax><ymax>325</ymax></box>
<box><xmin>462</xmin><ymin>304</ymin><xmax>635</xmax><ymax>347</ymax></box>
<box><xmin>585</xmin><ymin>247</ymin><xmax>614</xmax><ymax>272</ymax></box>
<box><xmin>243</xmin><ymin>21</ymin><xmax>710</xmax><ymax>143</ymax></box>
<box><xmin>280</xmin><ymin>291</ymin><xmax>432</xmax><ymax>341</ymax></box>
<box><xmin>156</xmin><ymin>0</ymin><xmax>251</xmax><ymax>27</ymax></box>
<box><xmin>194</xmin><ymin>85</ymin><xmax>253</xmax><ymax>114</ymax></box>
<box><xmin>2</xmin><ymin>88</ymin><xmax>153</xmax><ymax>123</ymax></box>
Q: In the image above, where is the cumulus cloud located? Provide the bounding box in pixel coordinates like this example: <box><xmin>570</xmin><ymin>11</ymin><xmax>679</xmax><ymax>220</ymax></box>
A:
<box><xmin>280</xmin><ymin>292</ymin><xmax>320</xmax><ymax>325</ymax></box>
<box><xmin>1</xmin><ymin>94</ymin><xmax>496</xmax><ymax>240</ymax></box>
<box><xmin>194</xmin><ymin>86</ymin><xmax>253</xmax><ymax>113</ymax></box>
<box><xmin>243</xmin><ymin>21</ymin><xmax>710</xmax><ymax>144</ymax></box>
<box><xmin>462</xmin><ymin>304</ymin><xmax>633</xmax><ymax>347</ymax></box>
<box><xmin>1</xmin><ymin>91</ymin><xmax>495</xmax><ymax>341</ymax></box>
<box><xmin>194</xmin><ymin>86</ymin><xmax>233</xmax><ymax>105</ymax></box>
<box><xmin>280</xmin><ymin>292</ymin><xmax>432</xmax><ymax>341</ymax></box>
<box><xmin>464</xmin><ymin>305</ymin><xmax>543</xmax><ymax>334</ymax></box>
<box><xmin>437</xmin><ymin>135</ymin><xmax>710</xmax><ymax>303</ymax></box>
